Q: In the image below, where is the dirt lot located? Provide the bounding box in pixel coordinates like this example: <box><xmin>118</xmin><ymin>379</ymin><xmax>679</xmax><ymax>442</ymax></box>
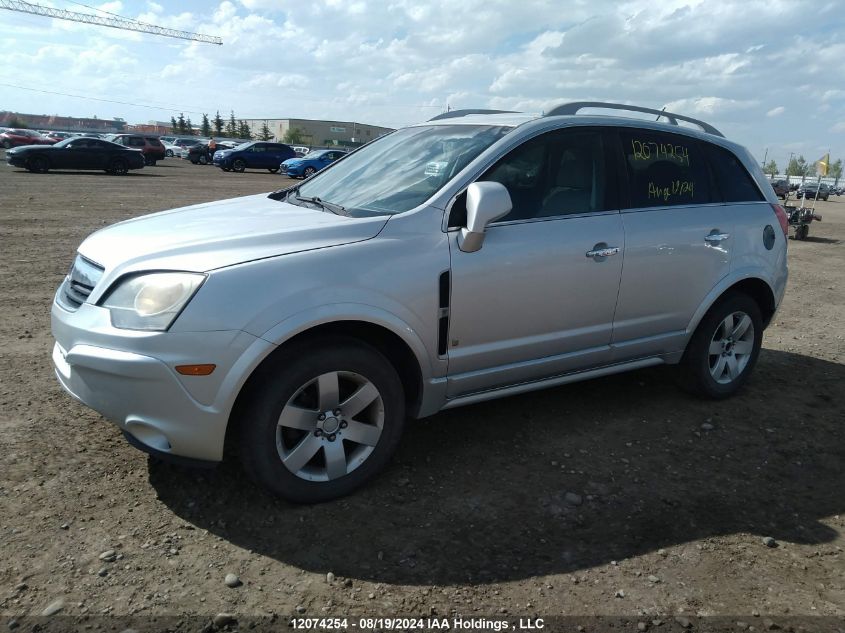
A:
<box><xmin>1</xmin><ymin>156</ymin><xmax>843</xmax><ymax>632</ymax></box>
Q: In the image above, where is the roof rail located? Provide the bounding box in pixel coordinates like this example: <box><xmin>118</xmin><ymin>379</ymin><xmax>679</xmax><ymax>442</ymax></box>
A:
<box><xmin>544</xmin><ymin>101</ymin><xmax>724</xmax><ymax>137</ymax></box>
<box><xmin>428</xmin><ymin>109</ymin><xmax>519</xmax><ymax>121</ymax></box>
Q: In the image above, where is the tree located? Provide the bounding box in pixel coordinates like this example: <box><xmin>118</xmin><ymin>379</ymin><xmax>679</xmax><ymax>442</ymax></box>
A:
<box><xmin>200</xmin><ymin>113</ymin><xmax>211</xmax><ymax>138</ymax></box>
<box><xmin>238</xmin><ymin>120</ymin><xmax>253</xmax><ymax>140</ymax></box>
<box><xmin>176</xmin><ymin>112</ymin><xmax>186</xmax><ymax>134</ymax></box>
<box><xmin>786</xmin><ymin>155</ymin><xmax>811</xmax><ymax>177</ymax></box>
<box><xmin>170</xmin><ymin>116</ymin><xmax>178</xmax><ymax>133</ymax></box>
<box><xmin>829</xmin><ymin>158</ymin><xmax>842</xmax><ymax>181</ymax></box>
<box><xmin>259</xmin><ymin>121</ymin><xmax>273</xmax><ymax>141</ymax></box>
<box><xmin>213</xmin><ymin>111</ymin><xmax>224</xmax><ymax>136</ymax></box>
<box><xmin>184</xmin><ymin>117</ymin><xmax>193</xmax><ymax>135</ymax></box>
<box><xmin>763</xmin><ymin>160</ymin><xmax>778</xmax><ymax>177</ymax></box>
<box><xmin>225</xmin><ymin>110</ymin><xmax>237</xmax><ymax>137</ymax></box>
<box><xmin>283</xmin><ymin>127</ymin><xmax>305</xmax><ymax>144</ymax></box>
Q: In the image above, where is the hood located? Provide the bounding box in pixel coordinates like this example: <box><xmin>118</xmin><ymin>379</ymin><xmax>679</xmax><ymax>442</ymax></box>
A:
<box><xmin>78</xmin><ymin>193</ymin><xmax>388</xmax><ymax>275</ymax></box>
<box><xmin>283</xmin><ymin>158</ymin><xmax>303</xmax><ymax>166</ymax></box>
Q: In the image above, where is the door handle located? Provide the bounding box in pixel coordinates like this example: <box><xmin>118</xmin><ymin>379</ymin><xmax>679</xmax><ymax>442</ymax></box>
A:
<box><xmin>586</xmin><ymin>246</ymin><xmax>620</xmax><ymax>259</ymax></box>
<box><xmin>704</xmin><ymin>232</ymin><xmax>730</xmax><ymax>244</ymax></box>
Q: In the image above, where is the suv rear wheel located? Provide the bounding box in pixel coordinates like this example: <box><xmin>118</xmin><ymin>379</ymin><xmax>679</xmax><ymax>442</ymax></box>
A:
<box><xmin>237</xmin><ymin>339</ymin><xmax>405</xmax><ymax>503</ymax></box>
<box><xmin>232</xmin><ymin>158</ymin><xmax>246</xmax><ymax>172</ymax></box>
<box><xmin>677</xmin><ymin>292</ymin><xmax>763</xmax><ymax>399</ymax></box>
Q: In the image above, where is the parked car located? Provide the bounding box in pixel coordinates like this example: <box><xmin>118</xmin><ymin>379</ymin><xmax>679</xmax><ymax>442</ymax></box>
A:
<box><xmin>1</xmin><ymin>129</ymin><xmax>55</xmax><ymax>148</ymax></box>
<box><xmin>770</xmin><ymin>179</ymin><xmax>790</xmax><ymax>199</ymax></box>
<box><xmin>184</xmin><ymin>141</ymin><xmax>237</xmax><ymax>164</ymax></box>
<box><xmin>161</xmin><ymin>141</ymin><xmax>180</xmax><ymax>157</ymax></box>
<box><xmin>50</xmin><ymin>102</ymin><xmax>788</xmax><ymax>503</ymax></box>
<box><xmin>796</xmin><ymin>181</ymin><xmax>830</xmax><ymax>201</ymax></box>
<box><xmin>108</xmin><ymin>134</ymin><xmax>166</xmax><ymax>166</ymax></box>
<box><xmin>213</xmin><ymin>141</ymin><xmax>296</xmax><ymax>172</ymax></box>
<box><xmin>292</xmin><ymin>145</ymin><xmax>310</xmax><ymax>157</ymax></box>
<box><xmin>44</xmin><ymin>131</ymin><xmax>75</xmax><ymax>142</ymax></box>
<box><xmin>5</xmin><ymin>137</ymin><xmax>145</xmax><ymax>175</ymax></box>
<box><xmin>280</xmin><ymin>148</ymin><xmax>348</xmax><ymax>178</ymax></box>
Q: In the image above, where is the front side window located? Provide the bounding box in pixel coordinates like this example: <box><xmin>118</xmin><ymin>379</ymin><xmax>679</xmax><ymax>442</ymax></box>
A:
<box><xmin>620</xmin><ymin>129</ymin><xmax>711</xmax><ymax>208</ymax></box>
<box><xmin>478</xmin><ymin>128</ymin><xmax>611</xmax><ymax>222</ymax></box>
<box><xmin>294</xmin><ymin>124</ymin><xmax>512</xmax><ymax>217</ymax></box>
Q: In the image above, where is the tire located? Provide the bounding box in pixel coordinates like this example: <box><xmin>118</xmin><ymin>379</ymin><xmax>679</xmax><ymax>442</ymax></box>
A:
<box><xmin>109</xmin><ymin>159</ymin><xmax>128</xmax><ymax>176</ymax></box>
<box><xmin>268</xmin><ymin>167</ymin><xmax>279</xmax><ymax>173</ymax></box>
<box><xmin>232</xmin><ymin>158</ymin><xmax>246</xmax><ymax>172</ymax></box>
<box><xmin>3</xmin><ymin>140</ymin><xmax>11</xmax><ymax>149</ymax></box>
<box><xmin>165</xmin><ymin>149</ymin><xmax>173</xmax><ymax>157</ymax></box>
<box><xmin>677</xmin><ymin>292</ymin><xmax>763</xmax><ymax>399</ymax></box>
<box><xmin>236</xmin><ymin>338</ymin><xmax>405</xmax><ymax>503</ymax></box>
<box><xmin>198</xmin><ymin>154</ymin><xmax>208</xmax><ymax>165</ymax></box>
<box><xmin>303</xmin><ymin>166</ymin><xmax>316</xmax><ymax>177</ymax></box>
<box><xmin>799</xmin><ymin>224</ymin><xmax>810</xmax><ymax>240</ymax></box>
<box><xmin>222</xmin><ymin>167</ymin><xmax>231</xmax><ymax>172</ymax></box>
<box><xmin>27</xmin><ymin>155</ymin><xmax>49</xmax><ymax>173</ymax></box>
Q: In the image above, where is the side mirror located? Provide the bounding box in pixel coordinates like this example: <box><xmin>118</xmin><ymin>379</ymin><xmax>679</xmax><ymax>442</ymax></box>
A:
<box><xmin>458</xmin><ymin>182</ymin><xmax>513</xmax><ymax>253</ymax></box>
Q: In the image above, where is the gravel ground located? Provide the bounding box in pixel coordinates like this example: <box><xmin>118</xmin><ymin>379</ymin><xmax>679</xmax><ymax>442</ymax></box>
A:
<box><xmin>1</xmin><ymin>156</ymin><xmax>843</xmax><ymax>631</ymax></box>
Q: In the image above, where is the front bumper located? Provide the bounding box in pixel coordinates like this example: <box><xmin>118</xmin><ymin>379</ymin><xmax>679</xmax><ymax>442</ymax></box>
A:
<box><xmin>51</xmin><ymin>297</ymin><xmax>272</xmax><ymax>463</ymax></box>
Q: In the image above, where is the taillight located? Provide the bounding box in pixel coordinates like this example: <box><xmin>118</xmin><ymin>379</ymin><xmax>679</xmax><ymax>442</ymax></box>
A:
<box><xmin>771</xmin><ymin>203</ymin><xmax>789</xmax><ymax>236</ymax></box>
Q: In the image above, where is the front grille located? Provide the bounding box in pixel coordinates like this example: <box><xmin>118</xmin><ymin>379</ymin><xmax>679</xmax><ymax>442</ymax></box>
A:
<box><xmin>57</xmin><ymin>254</ymin><xmax>104</xmax><ymax>311</ymax></box>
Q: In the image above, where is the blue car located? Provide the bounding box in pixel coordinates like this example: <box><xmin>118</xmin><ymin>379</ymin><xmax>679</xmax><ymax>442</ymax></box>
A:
<box><xmin>280</xmin><ymin>149</ymin><xmax>347</xmax><ymax>178</ymax></box>
<box><xmin>213</xmin><ymin>141</ymin><xmax>295</xmax><ymax>173</ymax></box>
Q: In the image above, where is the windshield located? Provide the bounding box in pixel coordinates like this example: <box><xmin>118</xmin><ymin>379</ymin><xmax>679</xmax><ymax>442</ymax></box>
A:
<box><xmin>294</xmin><ymin>124</ymin><xmax>511</xmax><ymax>217</ymax></box>
<box><xmin>304</xmin><ymin>150</ymin><xmax>329</xmax><ymax>158</ymax></box>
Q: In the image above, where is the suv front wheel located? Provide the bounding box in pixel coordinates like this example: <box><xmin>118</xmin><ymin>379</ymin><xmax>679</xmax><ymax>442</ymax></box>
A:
<box><xmin>237</xmin><ymin>339</ymin><xmax>405</xmax><ymax>503</ymax></box>
<box><xmin>677</xmin><ymin>292</ymin><xmax>763</xmax><ymax>399</ymax></box>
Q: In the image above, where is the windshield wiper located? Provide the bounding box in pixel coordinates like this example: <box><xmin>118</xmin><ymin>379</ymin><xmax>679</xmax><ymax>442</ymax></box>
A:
<box><xmin>269</xmin><ymin>186</ymin><xmax>347</xmax><ymax>216</ymax></box>
<box><xmin>294</xmin><ymin>195</ymin><xmax>348</xmax><ymax>216</ymax></box>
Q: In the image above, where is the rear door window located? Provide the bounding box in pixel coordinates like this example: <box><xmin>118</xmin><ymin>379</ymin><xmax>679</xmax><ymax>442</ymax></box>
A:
<box><xmin>703</xmin><ymin>143</ymin><xmax>764</xmax><ymax>202</ymax></box>
<box><xmin>619</xmin><ymin>129</ymin><xmax>712</xmax><ymax>208</ymax></box>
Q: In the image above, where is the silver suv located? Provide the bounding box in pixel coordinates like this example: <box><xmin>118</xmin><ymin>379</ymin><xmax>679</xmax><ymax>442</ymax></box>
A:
<box><xmin>51</xmin><ymin>102</ymin><xmax>788</xmax><ymax>503</ymax></box>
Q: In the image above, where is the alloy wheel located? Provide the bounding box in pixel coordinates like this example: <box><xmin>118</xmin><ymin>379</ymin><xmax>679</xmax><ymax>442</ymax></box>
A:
<box><xmin>276</xmin><ymin>371</ymin><xmax>384</xmax><ymax>482</ymax></box>
<box><xmin>708</xmin><ymin>311</ymin><xmax>755</xmax><ymax>384</ymax></box>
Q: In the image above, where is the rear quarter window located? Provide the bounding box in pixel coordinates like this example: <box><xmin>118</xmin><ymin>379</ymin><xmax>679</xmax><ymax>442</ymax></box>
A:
<box><xmin>703</xmin><ymin>144</ymin><xmax>764</xmax><ymax>202</ymax></box>
<box><xmin>620</xmin><ymin>129</ymin><xmax>712</xmax><ymax>208</ymax></box>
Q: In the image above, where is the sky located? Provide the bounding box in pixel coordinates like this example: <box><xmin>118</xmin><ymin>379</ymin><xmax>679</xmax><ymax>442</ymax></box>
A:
<box><xmin>2</xmin><ymin>0</ymin><xmax>845</xmax><ymax>170</ymax></box>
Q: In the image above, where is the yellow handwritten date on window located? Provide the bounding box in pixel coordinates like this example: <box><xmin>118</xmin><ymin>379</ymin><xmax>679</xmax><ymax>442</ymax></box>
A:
<box><xmin>648</xmin><ymin>180</ymin><xmax>695</xmax><ymax>202</ymax></box>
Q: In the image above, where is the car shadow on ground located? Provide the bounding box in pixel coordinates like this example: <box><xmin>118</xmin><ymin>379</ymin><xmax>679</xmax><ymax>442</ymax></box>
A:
<box><xmin>149</xmin><ymin>348</ymin><xmax>845</xmax><ymax>585</ymax></box>
<box><xmin>14</xmin><ymin>170</ymin><xmax>166</xmax><ymax>177</ymax></box>
<box><xmin>798</xmin><ymin>236</ymin><xmax>842</xmax><ymax>245</ymax></box>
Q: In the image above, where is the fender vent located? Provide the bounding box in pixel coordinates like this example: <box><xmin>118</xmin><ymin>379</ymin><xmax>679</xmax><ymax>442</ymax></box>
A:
<box><xmin>437</xmin><ymin>271</ymin><xmax>450</xmax><ymax>356</ymax></box>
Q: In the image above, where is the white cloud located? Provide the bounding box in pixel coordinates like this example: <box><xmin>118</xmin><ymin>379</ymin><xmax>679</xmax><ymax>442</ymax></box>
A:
<box><xmin>3</xmin><ymin>0</ymin><xmax>845</xmax><ymax>165</ymax></box>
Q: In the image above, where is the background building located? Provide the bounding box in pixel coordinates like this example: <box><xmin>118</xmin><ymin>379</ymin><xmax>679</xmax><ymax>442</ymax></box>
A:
<box><xmin>0</xmin><ymin>111</ymin><xmax>126</xmax><ymax>133</ymax></box>
<box><xmin>241</xmin><ymin>118</ymin><xmax>393</xmax><ymax>147</ymax></box>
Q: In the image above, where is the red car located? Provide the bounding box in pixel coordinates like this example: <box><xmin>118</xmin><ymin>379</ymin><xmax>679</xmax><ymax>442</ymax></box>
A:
<box><xmin>108</xmin><ymin>134</ymin><xmax>166</xmax><ymax>166</ymax></box>
<box><xmin>1</xmin><ymin>129</ymin><xmax>55</xmax><ymax>149</ymax></box>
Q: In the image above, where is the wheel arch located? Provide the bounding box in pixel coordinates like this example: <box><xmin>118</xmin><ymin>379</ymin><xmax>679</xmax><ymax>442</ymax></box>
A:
<box><xmin>225</xmin><ymin>319</ymin><xmax>426</xmax><ymax>457</ymax></box>
<box><xmin>689</xmin><ymin>274</ymin><xmax>777</xmax><ymax>338</ymax></box>
<box><xmin>25</xmin><ymin>153</ymin><xmax>50</xmax><ymax>170</ymax></box>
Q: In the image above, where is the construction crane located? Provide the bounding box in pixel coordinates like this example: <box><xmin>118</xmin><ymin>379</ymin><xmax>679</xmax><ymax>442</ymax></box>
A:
<box><xmin>0</xmin><ymin>0</ymin><xmax>222</xmax><ymax>45</ymax></box>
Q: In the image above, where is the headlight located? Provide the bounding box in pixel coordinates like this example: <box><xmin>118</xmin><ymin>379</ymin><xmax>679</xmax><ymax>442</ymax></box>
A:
<box><xmin>101</xmin><ymin>272</ymin><xmax>205</xmax><ymax>331</ymax></box>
